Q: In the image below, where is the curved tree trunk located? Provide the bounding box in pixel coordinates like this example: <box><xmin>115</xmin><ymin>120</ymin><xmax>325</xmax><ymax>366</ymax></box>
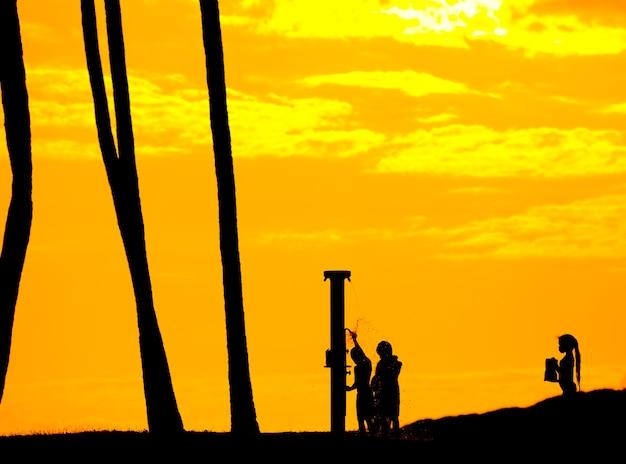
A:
<box><xmin>0</xmin><ymin>0</ymin><xmax>34</xmax><ymax>403</ymax></box>
<box><xmin>199</xmin><ymin>0</ymin><xmax>259</xmax><ymax>435</ymax></box>
<box><xmin>81</xmin><ymin>0</ymin><xmax>183</xmax><ymax>433</ymax></box>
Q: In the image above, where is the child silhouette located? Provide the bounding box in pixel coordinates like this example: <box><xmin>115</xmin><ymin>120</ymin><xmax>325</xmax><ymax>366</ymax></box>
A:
<box><xmin>556</xmin><ymin>334</ymin><xmax>581</xmax><ymax>395</ymax></box>
<box><xmin>372</xmin><ymin>340</ymin><xmax>402</xmax><ymax>437</ymax></box>
<box><xmin>346</xmin><ymin>330</ymin><xmax>375</xmax><ymax>436</ymax></box>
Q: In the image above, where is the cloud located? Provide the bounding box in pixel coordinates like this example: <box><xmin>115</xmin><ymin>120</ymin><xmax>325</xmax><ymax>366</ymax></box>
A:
<box><xmin>448</xmin><ymin>186</ymin><xmax>501</xmax><ymax>194</ymax></box>
<box><xmin>222</xmin><ymin>0</ymin><xmax>506</xmax><ymax>49</ymax></box>
<box><xmin>376</xmin><ymin>125</ymin><xmax>626</xmax><ymax>178</ymax></box>
<box><xmin>30</xmin><ymin>139</ymin><xmax>101</xmax><ymax>160</ymax></box>
<box><xmin>418</xmin><ymin>113</ymin><xmax>460</xmax><ymax>124</ymax></box>
<box><xmin>19</xmin><ymin>21</ymin><xmax>57</xmax><ymax>43</ymax></box>
<box><xmin>2</xmin><ymin>67</ymin><xmax>385</xmax><ymax>160</ymax></box>
<box><xmin>338</xmin><ymin>0</ymin><xmax>626</xmax><ymax>56</ymax></box>
<box><xmin>248</xmin><ymin>191</ymin><xmax>626</xmax><ymax>261</ymax></box>
<box><xmin>459</xmin><ymin>0</ymin><xmax>626</xmax><ymax>56</ymax></box>
<box><xmin>527</xmin><ymin>0</ymin><xmax>626</xmax><ymax>28</ymax></box>
<box><xmin>380</xmin><ymin>0</ymin><xmax>507</xmax><ymax>36</ymax></box>
<box><xmin>248</xmin><ymin>217</ymin><xmax>430</xmax><ymax>247</ymax></box>
<box><xmin>299</xmin><ymin>71</ymin><xmax>478</xmax><ymax>98</ymax></box>
<box><xmin>251</xmin><ymin>229</ymin><xmax>365</xmax><ymax>248</ymax></box>
<box><xmin>600</xmin><ymin>103</ymin><xmax>626</xmax><ymax>115</ymax></box>
<box><xmin>426</xmin><ymin>194</ymin><xmax>626</xmax><ymax>259</ymax></box>
<box><xmin>500</xmin><ymin>12</ymin><xmax>626</xmax><ymax>56</ymax></box>
<box><xmin>22</xmin><ymin>68</ymin><xmax>211</xmax><ymax>157</ymax></box>
<box><xmin>218</xmin><ymin>91</ymin><xmax>387</xmax><ymax>158</ymax></box>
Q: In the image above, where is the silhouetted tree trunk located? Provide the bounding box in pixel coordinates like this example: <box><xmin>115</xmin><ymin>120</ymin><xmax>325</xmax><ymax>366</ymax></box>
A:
<box><xmin>81</xmin><ymin>0</ymin><xmax>183</xmax><ymax>433</ymax></box>
<box><xmin>199</xmin><ymin>0</ymin><xmax>259</xmax><ymax>435</ymax></box>
<box><xmin>0</xmin><ymin>1</ymin><xmax>33</xmax><ymax>403</ymax></box>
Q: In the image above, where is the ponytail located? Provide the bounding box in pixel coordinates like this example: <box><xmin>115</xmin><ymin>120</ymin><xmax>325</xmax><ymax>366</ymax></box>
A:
<box><xmin>574</xmin><ymin>343</ymin><xmax>581</xmax><ymax>391</ymax></box>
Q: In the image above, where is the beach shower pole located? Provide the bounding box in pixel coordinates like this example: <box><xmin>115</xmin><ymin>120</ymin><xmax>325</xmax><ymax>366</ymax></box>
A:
<box><xmin>324</xmin><ymin>270</ymin><xmax>351</xmax><ymax>436</ymax></box>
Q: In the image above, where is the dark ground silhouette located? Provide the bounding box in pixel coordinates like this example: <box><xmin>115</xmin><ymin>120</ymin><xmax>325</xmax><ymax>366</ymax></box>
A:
<box><xmin>1</xmin><ymin>388</ymin><xmax>623</xmax><ymax>462</ymax></box>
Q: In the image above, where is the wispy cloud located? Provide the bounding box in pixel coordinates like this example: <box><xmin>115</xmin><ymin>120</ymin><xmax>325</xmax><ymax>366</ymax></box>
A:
<box><xmin>247</xmin><ymin>216</ymin><xmax>430</xmax><ymax>247</ymax></box>
<box><xmin>526</xmin><ymin>0</ymin><xmax>626</xmax><ymax>28</ymax></box>
<box><xmin>224</xmin><ymin>0</ymin><xmax>626</xmax><ymax>56</ymax></box>
<box><xmin>418</xmin><ymin>113</ymin><xmax>460</xmax><ymax>125</ymax></box>
<box><xmin>500</xmin><ymin>11</ymin><xmax>626</xmax><ymax>56</ymax></box>
<box><xmin>299</xmin><ymin>71</ymin><xmax>479</xmax><ymax>98</ymax></box>
<box><xmin>22</xmin><ymin>68</ymin><xmax>210</xmax><ymax>158</ymax></box>
<box><xmin>223</xmin><ymin>91</ymin><xmax>386</xmax><ymax>158</ymax></box>
<box><xmin>251</xmin><ymin>193</ymin><xmax>626</xmax><ymax>260</ymax></box>
<box><xmin>376</xmin><ymin>125</ymin><xmax>626</xmax><ymax>178</ymax></box>
<box><xmin>3</xmin><ymin>68</ymin><xmax>386</xmax><ymax>160</ymax></box>
<box><xmin>599</xmin><ymin>102</ymin><xmax>626</xmax><ymax>114</ymax></box>
<box><xmin>29</xmin><ymin>140</ymin><xmax>101</xmax><ymax>160</ymax></box>
<box><xmin>427</xmin><ymin>194</ymin><xmax>626</xmax><ymax>259</ymax></box>
<box><xmin>221</xmin><ymin>0</ymin><xmax>506</xmax><ymax>49</ymax></box>
<box><xmin>380</xmin><ymin>0</ymin><xmax>507</xmax><ymax>37</ymax></box>
<box><xmin>448</xmin><ymin>186</ymin><xmax>502</xmax><ymax>194</ymax></box>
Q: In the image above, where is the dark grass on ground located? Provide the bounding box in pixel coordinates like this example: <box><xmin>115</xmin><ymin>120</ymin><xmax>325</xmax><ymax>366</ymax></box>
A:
<box><xmin>1</xmin><ymin>389</ymin><xmax>624</xmax><ymax>462</ymax></box>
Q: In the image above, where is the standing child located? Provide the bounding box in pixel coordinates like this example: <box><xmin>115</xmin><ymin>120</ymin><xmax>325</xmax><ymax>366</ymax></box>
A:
<box><xmin>556</xmin><ymin>334</ymin><xmax>581</xmax><ymax>396</ymax></box>
<box><xmin>373</xmin><ymin>340</ymin><xmax>402</xmax><ymax>437</ymax></box>
<box><xmin>346</xmin><ymin>330</ymin><xmax>375</xmax><ymax>436</ymax></box>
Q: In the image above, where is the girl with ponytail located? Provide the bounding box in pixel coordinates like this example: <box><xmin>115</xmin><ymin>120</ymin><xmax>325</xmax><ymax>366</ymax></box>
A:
<box><xmin>557</xmin><ymin>334</ymin><xmax>581</xmax><ymax>395</ymax></box>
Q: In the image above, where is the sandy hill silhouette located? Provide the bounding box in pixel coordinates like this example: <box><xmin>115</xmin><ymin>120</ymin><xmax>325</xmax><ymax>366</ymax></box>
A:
<box><xmin>402</xmin><ymin>388</ymin><xmax>626</xmax><ymax>459</ymax></box>
<box><xmin>1</xmin><ymin>389</ymin><xmax>623</xmax><ymax>462</ymax></box>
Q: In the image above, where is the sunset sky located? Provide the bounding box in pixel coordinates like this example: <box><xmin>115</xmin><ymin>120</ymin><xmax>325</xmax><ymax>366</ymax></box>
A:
<box><xmin>1</xmin><ymin>0</ymin><xmax>626</xmax><ymax>435</ymax></box>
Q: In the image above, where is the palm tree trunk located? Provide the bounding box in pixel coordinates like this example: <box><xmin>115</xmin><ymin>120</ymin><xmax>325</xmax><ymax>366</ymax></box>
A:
<box><xmin>81</xmin><ymin>0</ymin><xmax>183</xmax><ymax>433</ymax></box>
<box><xmin>0</xmin><ymin>0</ymin><xmax>34</xmax><ymax>403</ymax></box>
<box><xmin>199</xmin><ymin>0</ymin><xmax>259</xmax><ymax>435</ymax></box>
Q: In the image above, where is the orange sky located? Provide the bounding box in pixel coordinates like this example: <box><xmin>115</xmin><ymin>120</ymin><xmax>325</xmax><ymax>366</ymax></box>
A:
<box><xmin>1</xmin><ymin>0</ymin><xmax>626</xmax><ymax>435</ymax></box>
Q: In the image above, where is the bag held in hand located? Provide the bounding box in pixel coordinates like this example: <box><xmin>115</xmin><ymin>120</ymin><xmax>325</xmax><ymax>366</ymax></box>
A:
<box><xmin>544</xmin><ymin>357</ymin><xmax>558</xmax><ymax>382</ymax></box>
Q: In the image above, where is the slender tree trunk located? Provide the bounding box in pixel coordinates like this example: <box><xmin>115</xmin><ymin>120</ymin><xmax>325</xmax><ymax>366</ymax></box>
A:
<box><xmin>81</xmin><ymin>0</ymin><xmax>183</xmax><ymax>433</ymax></box>
<box><xmin>0</xmin><ymin>0</ymin><xmax>33</xmax><ymax>403</ymax></box>
<box><xmin>199</xmin><ymin>0</ymin><xmax>259</xmax><ymax>435</ymax></box>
